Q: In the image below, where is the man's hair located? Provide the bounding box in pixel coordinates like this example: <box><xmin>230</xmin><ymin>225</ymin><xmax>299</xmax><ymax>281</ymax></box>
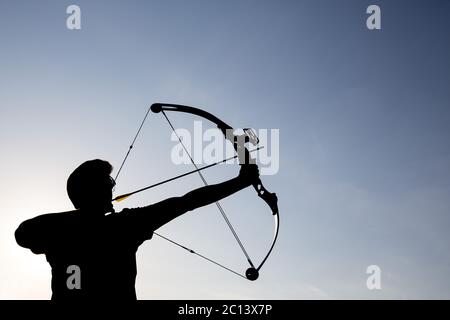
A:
<box><xmin>67</xmin><ymin>159</ymin><xmax>113</xmax><ymax>209</ymax></box>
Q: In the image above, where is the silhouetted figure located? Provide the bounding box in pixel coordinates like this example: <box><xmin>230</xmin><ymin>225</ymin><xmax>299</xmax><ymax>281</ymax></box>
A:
<box><xmin>15</xmin><ymin>159</ymin><xmax>259</xmax><ymax>300</ymax></box>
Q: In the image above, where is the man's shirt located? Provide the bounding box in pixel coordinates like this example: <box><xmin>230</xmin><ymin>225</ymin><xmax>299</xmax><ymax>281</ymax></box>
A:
<box><xmin>15</xmin><ymin>206</ymin><xmax>163</xmax><ymax>300</ymax></box>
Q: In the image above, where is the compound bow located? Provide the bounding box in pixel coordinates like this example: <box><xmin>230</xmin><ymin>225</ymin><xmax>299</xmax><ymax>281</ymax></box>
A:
<box><xmin>114</xmin><ymin>103</ymin><xmax>279</xmax><ymax>281</ymax></box>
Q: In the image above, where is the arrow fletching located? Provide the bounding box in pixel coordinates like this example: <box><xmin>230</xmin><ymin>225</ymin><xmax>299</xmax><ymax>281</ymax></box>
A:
<box><xmin>113</xmin><ymin>194</ymin><xmax>131</xmax><ymax>202</ymax></box>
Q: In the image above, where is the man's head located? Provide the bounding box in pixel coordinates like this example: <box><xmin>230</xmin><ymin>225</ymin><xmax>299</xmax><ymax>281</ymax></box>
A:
<box><xmin>67</xmin><ymin>159</ymin><xmax>115</xmax><ymax>213</ymax></box>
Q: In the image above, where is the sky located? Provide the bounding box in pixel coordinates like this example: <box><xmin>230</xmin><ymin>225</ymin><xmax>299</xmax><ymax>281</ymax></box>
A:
<box><xmin>1</xmin><ymin>0</ymin><xmax>450</xmax><ymax>299</ymax></box>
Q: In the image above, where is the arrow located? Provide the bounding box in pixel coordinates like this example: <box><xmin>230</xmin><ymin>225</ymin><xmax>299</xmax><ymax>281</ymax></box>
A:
<box><xmin>112</xmin><ymin>146</ymin><xmax>263</xmax><ymax>202</ymax></box>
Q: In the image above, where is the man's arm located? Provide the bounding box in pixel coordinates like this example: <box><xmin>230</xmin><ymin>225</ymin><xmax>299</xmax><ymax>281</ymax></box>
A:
<box><xmin>15</xmin><ymin>212</ymin><xmax>65</xmax><ymax>254</ymax></box>
<box><xmin>181</xmin><ymin>174</ymin><xmax>249</xmax><ymax>211</ymax></box>
<box><xmin>133</xmin><ymin>165</ymin><xmax>259</xmax><ymax>231</ymax></box>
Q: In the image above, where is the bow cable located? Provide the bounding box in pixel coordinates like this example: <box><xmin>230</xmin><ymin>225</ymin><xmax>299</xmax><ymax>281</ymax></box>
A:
<box><xmin>152</xmin><ymin>232</ymin><xmax>246</xmax><ymax>279</ymax></box>
<box><xmin>115</xmin><ymin>106</ymin><xmax>152</xmax><ymax>181</ymax></box>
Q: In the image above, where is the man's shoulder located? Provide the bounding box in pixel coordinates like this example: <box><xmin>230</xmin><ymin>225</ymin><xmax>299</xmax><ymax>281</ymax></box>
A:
<box><xmin>106</xmin><ymin>208</ymin><xmax>155</xmax><ymax>242</ymax></box>
<box><xmin>109</xmin><ymin>206</ymin><xmax>157</xmax><ymax>227</ymax></box>
<box><xmin>50</xmin><ymin>209</ymin><xmax>80</xmax><ymax>220</ymax></box>
<box><xmin>115</xmin><ymin>206</ymin><xmax>154</xmax><ymax>215</ymax></box>
<box><xmin>30</xmin><ymin>209</ymin><xmax>79</xmax><ymax>223</ymax></box>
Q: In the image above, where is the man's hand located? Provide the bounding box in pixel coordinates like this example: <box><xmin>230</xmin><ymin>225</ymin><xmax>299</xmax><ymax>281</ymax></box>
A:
<box><xmin>239</xmin><ymin>164</ymin><xmax>260</xmax><ymax>186</ymax></box>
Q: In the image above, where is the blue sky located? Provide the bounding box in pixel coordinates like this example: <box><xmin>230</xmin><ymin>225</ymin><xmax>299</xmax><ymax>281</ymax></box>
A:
<box><xmin>1</xmin><ymin>0</ymin><xmax>450</xmax><ymax>299</ymax></box>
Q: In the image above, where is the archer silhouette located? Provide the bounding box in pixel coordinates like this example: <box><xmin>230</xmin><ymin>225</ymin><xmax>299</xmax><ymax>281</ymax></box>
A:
<box><xmin>15</xmin><ymin>159</ymin><xmax>259</xmax><ymax>300</ymax></box>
